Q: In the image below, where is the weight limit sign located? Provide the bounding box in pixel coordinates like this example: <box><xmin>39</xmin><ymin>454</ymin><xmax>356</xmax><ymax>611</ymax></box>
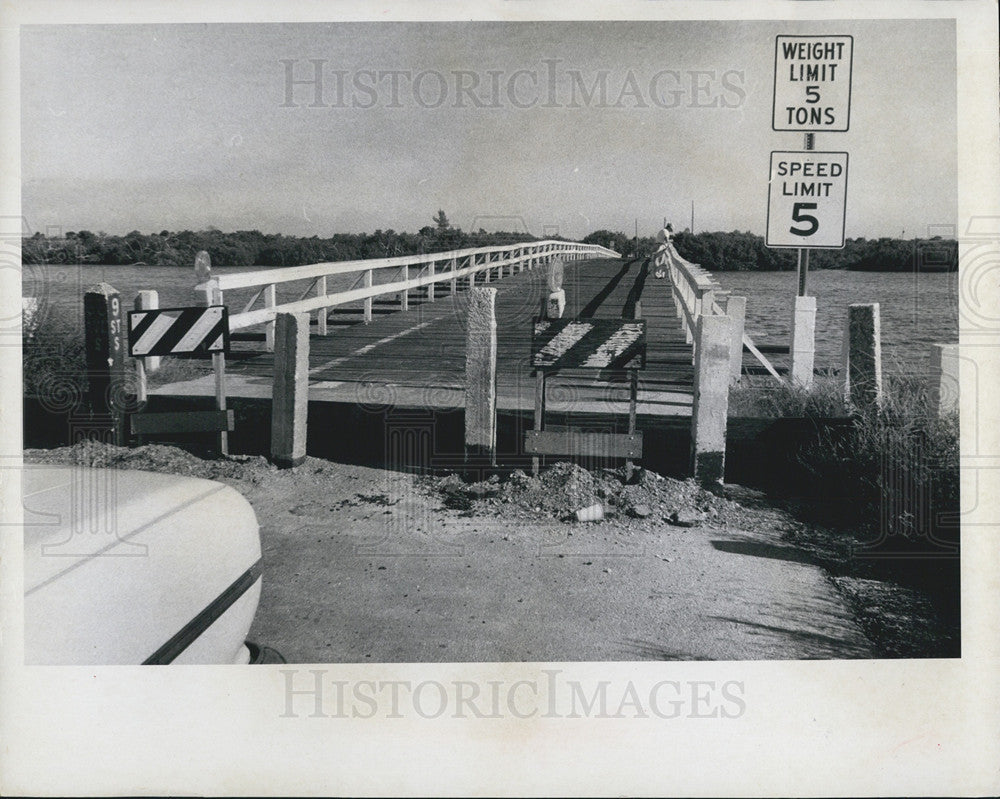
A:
<box><xmin>766</xmin><ymin>151</ymin><xmax>848</xmax><ymax>249</ymax></box>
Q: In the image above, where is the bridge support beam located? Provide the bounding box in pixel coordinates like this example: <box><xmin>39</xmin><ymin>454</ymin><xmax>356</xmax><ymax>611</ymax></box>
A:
<box><xmin>271</xmin><ymin>312</ymin><xmax>310</xmax><ymax>468</ymax></box>
<box><xmin>691</xmin><ymin>313</ymin><xmax>732</xmax><ymax>484</ymax></box>
<box><xmin>464</xmin><ymin>287</ymin><xmax>498</xmax><ymax>465</ymax></box>
<box><xmin>724</xmin><ymin>295</ymin><xmax>746</xmax><ymax>384</ymax></box>
<box><xmin>843</xmin><ymin>303</ymin><xmax>883</xmax><ymax>410</ymax></box>
<box><xmin>790</xmin><ymin>295</ymin><xmax>817</xmax><ymax>388</ymax></box>
<box><xmin>929</xmin><ymin>343</ymin><xmax>959</xmax><ymax>417</ymax></box>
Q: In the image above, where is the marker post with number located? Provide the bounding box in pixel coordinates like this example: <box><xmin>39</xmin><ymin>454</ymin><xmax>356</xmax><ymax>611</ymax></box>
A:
<box><xmin>84</xmin><ymin>283</ymin><xmax>127</xmax><ymax>445</ymax></box>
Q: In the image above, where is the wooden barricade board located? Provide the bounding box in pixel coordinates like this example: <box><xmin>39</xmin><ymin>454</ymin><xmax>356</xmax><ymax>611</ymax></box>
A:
<box><xmin>128</xmin><ymin>305</ymin><xmax>229</xmax><ymax>356</ymax></box>
<box><xmin>528</xmin><ymin>317</ymin><xmax>646</xmax><ymax>470</ymax></box>
<box><xmin>531</xmin><ymin>318</ymin><xmax>646</xmax><ymax>371</ymax></box>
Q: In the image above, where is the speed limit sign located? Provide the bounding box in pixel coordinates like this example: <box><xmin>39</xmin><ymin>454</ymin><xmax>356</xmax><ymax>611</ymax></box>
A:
<box><xmin>766</xmin><ymin>150</ymin><xmax>848</xmax><ymax>248</ymax></box>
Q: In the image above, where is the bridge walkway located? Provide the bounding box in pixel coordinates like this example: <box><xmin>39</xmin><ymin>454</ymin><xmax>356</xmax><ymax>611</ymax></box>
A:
<box><xmin>153</xmin><ymin>257</ymin><xmax>696</xmax><ymax>416</ymax></box>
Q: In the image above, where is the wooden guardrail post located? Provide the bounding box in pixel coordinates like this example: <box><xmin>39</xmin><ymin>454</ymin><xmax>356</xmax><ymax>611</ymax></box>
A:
<box><xmin>84</xmin><ymin>283</ymin><xmax>127</xmax><ymax>446</ymax></box>
<box><xmin>929</xmin><ymin>343</ymin><xmax>959</xmax><ymax>417</ymax></box>
<box><xmin>363</xmin><ymin>269</ymin><xmax>373</xmax><ymax>323</ymax></box>
<box><xmin>271</xmin><ymin>312</ymin><xmax>310</xmax><ymax>468</ymax></box>
<box><xmin>723</xmin><ymin>295</ymin><xmax>746</xmax><ymax>384</ymax></box>
<box><xmin>427</xmin><ymin>261</ymin><xmax>435</xmax><ymax>302</ymax></box>
<box><xmin>316</xmin><ymin>276</ymin><xmax>328</xmax><ymax>335</ymax></box>
<box><xmin>843</xmin><ymin>303</ymin><xmax>883</xmax><ymax>410</ymax></box>
<box><xmin>545</xmin><ymin>258</ymin><xmax>566</xmax><ymax>318</ymax></box>
<box><xmin>264</xmin><ymin>283</ymin><xmax>277</xmax><ymax>351</ymax></box>
<box><xmin>464</xmin><ymin>287</ymin><xmax>498</xmax><ymax>465</ymax></box>
<box><xmin>450</xmin><ymin>257</ymin><xmax>458</xmax><ymax>295</ymax></box>
<box><xmin>134</xmin><ymin>290</ymin><xmax>160</xmax><ymax>373</ymax></box>
<box><xmin>400</xmin><ymin>264</ymin><xmax>410</xmax><ymax>311</ymax></box>
<box><xmin>691</xmin><ymin>313</ymin><xmax>732</xmax><ymax>484</ymax></box>
<box><xmin>790</xmin><ymin>295</ymin><xmax>817</xmax><ymax>388</ymax></box>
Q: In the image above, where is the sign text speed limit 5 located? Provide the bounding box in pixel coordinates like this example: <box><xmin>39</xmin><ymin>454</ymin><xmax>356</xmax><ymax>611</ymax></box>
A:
<box><xmin>766</xmin><ymin>151</ymin><xmax>848</xmax><ymax>249</ymax></box>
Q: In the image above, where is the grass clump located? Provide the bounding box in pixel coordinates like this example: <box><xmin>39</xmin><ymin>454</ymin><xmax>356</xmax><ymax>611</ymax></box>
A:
<box><xmin>799</xmin><ymin>370</ymin><xmax>959</xmax><ymax>547</ymax></box>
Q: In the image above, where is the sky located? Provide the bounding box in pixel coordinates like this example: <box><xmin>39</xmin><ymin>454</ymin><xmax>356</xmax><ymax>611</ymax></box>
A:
<box><xmin>20</xmin><ymin>19</ymin><xmax>957</xmax><ymax>241</ymax></box>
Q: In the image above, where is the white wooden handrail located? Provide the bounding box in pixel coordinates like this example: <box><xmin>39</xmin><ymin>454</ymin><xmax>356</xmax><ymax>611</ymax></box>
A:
<box><xmin>653</xmin><ymin>242</ymin><xmax>724</xmax><ymax>350</ymax></box>
<box><xmin>196</xmin><ymin>239</ymin><xmax>619</xmax><ymax>349</ymax></box>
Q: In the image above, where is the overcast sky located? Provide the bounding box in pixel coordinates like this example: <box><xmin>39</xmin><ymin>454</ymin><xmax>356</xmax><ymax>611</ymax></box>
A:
<box><xmin>20</xmin><ymin>19</ymin><xmax>956</xmax><ymax>240</ymax></box>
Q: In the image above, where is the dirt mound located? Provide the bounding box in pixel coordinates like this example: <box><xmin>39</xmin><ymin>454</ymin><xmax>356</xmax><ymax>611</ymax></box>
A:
<box><xmin>24</xmin><ymin>441</ymin><xmax>274</xmax><ymax>481</ymax></box>
<box><xmin>422</xmin><ymin>461</ymin><xmax>751</xmax><ymax>525</ymax></box>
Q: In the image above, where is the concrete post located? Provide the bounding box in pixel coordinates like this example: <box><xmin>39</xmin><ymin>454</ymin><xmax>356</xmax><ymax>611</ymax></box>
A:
<box><xmin>691</xmin><ymin>313</ymin><xmax>732</xmax><ymax>484</ymax></box>
<box><xmin>843</xmin><ymin>303</ymin><xmax>883</xmax><ymax>410</ymax></box>
<box><xmin>134</xmin><ymin>290</ymin><xmax>160</xmax><ymax>373</ymax></box>
<box><xmin>929</xmin><ymin>343</ymin><xmax>959</xmax><ymax>417</ymax></box>
<box><xmin>464</xmin><ymin>287</ymin><xmax>498</xmax><ymax>463</ymax></box>
<box><xmin>790</xmin><ymin>294</ymin><xmax>817</xmax><ymax>388</ymax></box>
<box><xmin>271</xmin><ymin>312</ymin><xmax>310</xmax><ymax>468</ymax></box>
<box><xmin>724</xmin><ymin>296</ymin><xmax>746</xmax><ymax>384</ymax></box>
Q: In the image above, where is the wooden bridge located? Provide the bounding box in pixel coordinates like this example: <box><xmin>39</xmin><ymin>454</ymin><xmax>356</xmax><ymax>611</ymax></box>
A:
<box><xmin>148</xmin><ymin>238</ymin><xmax>776</xmax><ymax>480</ymax></box>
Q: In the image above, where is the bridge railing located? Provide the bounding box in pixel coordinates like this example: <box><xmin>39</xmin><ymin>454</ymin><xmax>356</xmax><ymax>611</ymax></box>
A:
<box><xmin>201</xmin><ymin>239</ymin><xmax>619</xmax><ymax>350</ymax></box>
<box><xmin>654</xmin><ymin>241</ymin><xmax>784</xmax><ymax>383</ymax></box>
<box><xmin>652</xmin><ymin>242</ymin><xmax>726</xmax><ymax>356</ymax></box>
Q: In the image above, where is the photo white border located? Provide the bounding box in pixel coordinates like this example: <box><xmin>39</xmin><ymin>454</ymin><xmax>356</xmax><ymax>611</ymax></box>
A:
<box><xmin>2</xmin><ymin>1</ymin><xmax>998</xmax><ymax>796</ymax></box>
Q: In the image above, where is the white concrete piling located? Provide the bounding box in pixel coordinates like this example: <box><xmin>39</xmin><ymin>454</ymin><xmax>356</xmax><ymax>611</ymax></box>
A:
<box><xmin>691</xmin><ymin>313</ymin><xmax>732</xmax><ymax>484</ymax></box>
<box><xmin>464</xmin><ymin>287</ymin><xmax>498</xmax><ymax>462</ymax></box>
<box><xmin>271</xmin><ymin>312</ymin><xmax>310</xmax><ymax>468</ymax></box>
<box><xmin>724</xmin><ymin>295</ymin><xmax>746</xmax><ymax>384</ymax></box>
<box><xmin>929</xmin><ymin>343</ymin><xmax>959</xmax><ymax>417</ymax></box>
<box><xmin>843</xmin><ymin>303</ymin><xmax>883</xmax><ymax>410</ymax></box>
<box><xmin>790</xmin><ymin>295</ymin><xmax>817</xmax><ymax>388</ymax></box>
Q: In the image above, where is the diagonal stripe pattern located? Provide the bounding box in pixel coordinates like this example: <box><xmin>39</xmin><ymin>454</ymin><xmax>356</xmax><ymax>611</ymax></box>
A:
<box><xmin>128</xmin><ymin>306</ymin><xmax>229</xmax><ymax>356</ymax></box>
<box><xmin>532</xmin><ymin>317</ymin><xmax>646</xmax><ymax>370</ymax></box>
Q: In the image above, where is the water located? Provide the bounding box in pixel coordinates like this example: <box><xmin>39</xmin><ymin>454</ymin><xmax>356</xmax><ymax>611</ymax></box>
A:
<box><xmin>23</xmin><ymin>262</ymin><xmax>959</xmax><ymax>374</ymax></box>
<box><xmin>713</xmin><ymin>269</ymin><xmax>959</xmax><ymax>373</ymax></box>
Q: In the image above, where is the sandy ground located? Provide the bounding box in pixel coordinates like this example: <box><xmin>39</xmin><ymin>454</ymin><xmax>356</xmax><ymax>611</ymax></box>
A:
<box><xmin>24</xmin><ymin>443</ymin><xmax>953</xmax><ymax>662</ymax></box>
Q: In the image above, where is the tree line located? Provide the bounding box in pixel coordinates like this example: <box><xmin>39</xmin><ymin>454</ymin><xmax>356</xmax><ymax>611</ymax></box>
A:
<box><xmin>21</xmin><ymin>212</ymin><xmax>545</xmax><ymax>268</ymax></box>
<box><xmin>581</xmin><ymin>229</ymin><xmax>958</xmax><ymax>272</ymax></box>
<box><xmin>22</xmin><ymin>218</ymin><xmax>957</xmax><ymax>272</ymax></box>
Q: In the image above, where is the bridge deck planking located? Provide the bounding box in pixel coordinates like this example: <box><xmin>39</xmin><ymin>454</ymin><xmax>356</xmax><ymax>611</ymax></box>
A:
<box><xmin>155</xmin><ymin>258</ymin><xmax>699</xmax><ymax>412</ymax></box>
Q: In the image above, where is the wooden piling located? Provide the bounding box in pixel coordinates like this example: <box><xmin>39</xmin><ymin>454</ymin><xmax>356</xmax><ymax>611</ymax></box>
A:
<box><xmin>271</xmin><ymin>312</ymin><xmax>310</xmax><ymax>468</ymax></box>
<box><xmin>464</xmin><ymin>287</ymin><xmax>498</xmax><ymax>465</ymax></box>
